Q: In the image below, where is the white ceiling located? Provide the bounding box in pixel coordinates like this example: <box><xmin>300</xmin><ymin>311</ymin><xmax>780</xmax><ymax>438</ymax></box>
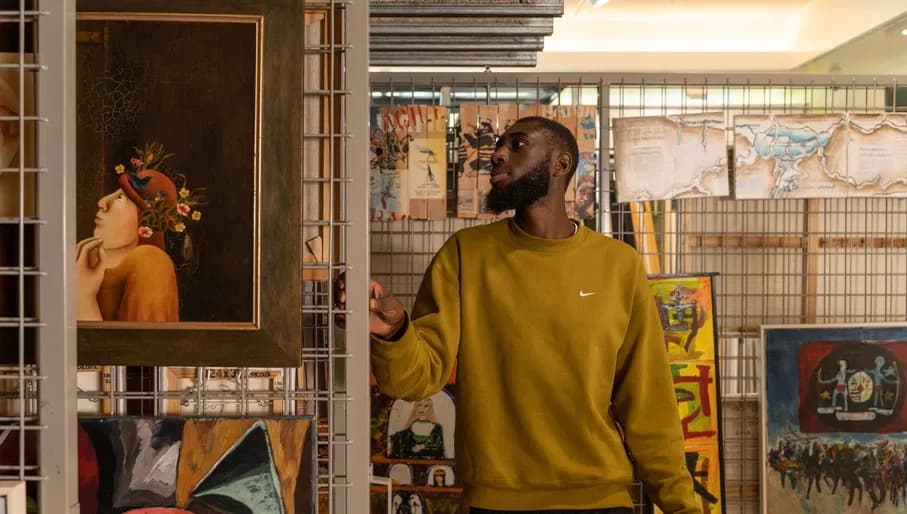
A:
<box><xmin>371</xmin><ymin>0</ymin><xmax>907</xmax><ymax>73</ymax></box>
<box><xmin>539</xmin><ymin>0</ymin><xmax>907</xmax><ymax>71</ymax></box>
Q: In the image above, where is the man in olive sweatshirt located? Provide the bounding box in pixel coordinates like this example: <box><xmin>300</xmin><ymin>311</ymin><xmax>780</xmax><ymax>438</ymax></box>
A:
<box><xmin>339</xmin><ymin>116</ymin><xmax>699</xmax><ymax>513</ymax></box>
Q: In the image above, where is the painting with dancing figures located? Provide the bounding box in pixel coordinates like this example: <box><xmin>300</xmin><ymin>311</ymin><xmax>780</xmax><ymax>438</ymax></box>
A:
<box><xmin>762</xmin><ymin>323</ymin><xmax>907</xmax><ymax>514</ymax></box>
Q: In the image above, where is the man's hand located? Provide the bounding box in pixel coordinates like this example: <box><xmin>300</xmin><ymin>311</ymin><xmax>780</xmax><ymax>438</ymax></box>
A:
<box><xmin>367</xmin><ymin>278</ymin><xmax>406</xmax><ymax>338</ymax></box>
<box><xmin>334</xmin><ymin>273</ymin><xmax>406</xmax><ymax>338</ymax></box>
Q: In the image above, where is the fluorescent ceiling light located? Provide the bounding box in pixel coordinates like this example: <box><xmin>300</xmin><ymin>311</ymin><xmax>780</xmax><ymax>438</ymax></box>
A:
<box><xmin>590</xmin><ymin>0</ymin><xmax>609</xmax><ymax>7</ymax></box>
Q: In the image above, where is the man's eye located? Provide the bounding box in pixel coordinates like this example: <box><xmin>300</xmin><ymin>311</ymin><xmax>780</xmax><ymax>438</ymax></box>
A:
<box><xmin>512</xmin><ymin>140</ymin><xmax>526</xmax><ymax>149</ymax></box>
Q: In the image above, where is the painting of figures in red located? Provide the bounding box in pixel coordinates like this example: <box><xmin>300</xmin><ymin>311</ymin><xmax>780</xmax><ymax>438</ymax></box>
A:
<box><xmin>762</xmin><ymin>323</ymin><xmax>907</xmax><ymax>514</ymax></box>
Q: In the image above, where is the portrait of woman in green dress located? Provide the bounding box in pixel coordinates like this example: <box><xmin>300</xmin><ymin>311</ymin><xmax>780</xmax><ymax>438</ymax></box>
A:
<box><xmin>387</xmin><ymin>392</ymin><xmax>454</xmax><ymax>460</ymax></box>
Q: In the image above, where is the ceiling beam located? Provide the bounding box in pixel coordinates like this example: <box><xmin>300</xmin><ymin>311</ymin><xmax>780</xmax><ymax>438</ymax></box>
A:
<box><xmin>371</xmin><ymin>35</ymin><xmax>546</xmax><ymax>51</ymax></box>
<box><xmin>368</xmin><ymin>0</ymin><xmax>566</xmax><ymax>68</ymax></box>
<box><xmin>370</xmin><ymin>50</ymin><xmax>538</xmax><ymax>67</ymax></box>
<box><xmin>371</xmin><ymin>17</ymin><xmax>554</xmax><ymax>36</ymax></box>
<box><xmin>370</xmin><ymin>0</ymin><xmax>563</xmax><ymax>17</ymax></box>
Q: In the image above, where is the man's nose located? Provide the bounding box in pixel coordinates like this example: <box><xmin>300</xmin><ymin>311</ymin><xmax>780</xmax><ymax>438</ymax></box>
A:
<box><xmin>491</xmin><ymin>146</ymin><xmax>505</xmax><ymax>166</ymax></box>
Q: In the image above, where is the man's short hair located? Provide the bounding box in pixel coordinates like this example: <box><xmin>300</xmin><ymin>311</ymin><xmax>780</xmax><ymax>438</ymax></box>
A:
<box><xmin>518</xmin><ymin>116</ymin><xmax>580</xmax><ymax>185</ymax></box>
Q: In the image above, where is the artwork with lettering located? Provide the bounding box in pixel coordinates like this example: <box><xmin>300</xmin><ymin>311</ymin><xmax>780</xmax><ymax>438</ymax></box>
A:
<box><xmin>762</xmin><ymin>323</ymin><xmax>907</xmax><ymax>514</ymax></box>
<box><xmin>370</xmin><ymin>104</ymin><xmax>449</xmax><ymax>221</ymax></box>
<box><xmin>649</xmin><ymin>274</ymin><xmax>724</xmax><ymax>514</ymax></box>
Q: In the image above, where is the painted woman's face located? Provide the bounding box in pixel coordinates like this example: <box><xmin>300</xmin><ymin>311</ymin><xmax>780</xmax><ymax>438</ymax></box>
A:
<box><xmin>414</xmin><ymin>398</ymin><xmax>432</xmax><ymax>419</ymax></box>
<box><xmin>94</xmin><ymin>188</ymin><xmax>139</xmax><ymax>249</ymax></box>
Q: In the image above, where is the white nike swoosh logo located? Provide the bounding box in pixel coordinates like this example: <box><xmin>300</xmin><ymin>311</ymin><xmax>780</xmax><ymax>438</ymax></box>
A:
<box><xmin>579</xmin><ymin>291</ymin><xmax>597</xmax><ymax>297</ymax></box>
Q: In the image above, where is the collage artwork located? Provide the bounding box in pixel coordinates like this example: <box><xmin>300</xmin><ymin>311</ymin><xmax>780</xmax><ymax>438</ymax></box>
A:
<box><xmin>369</xmin><ymin>103</ymin><xmax>597</xmax><ymax>222</ymax></box>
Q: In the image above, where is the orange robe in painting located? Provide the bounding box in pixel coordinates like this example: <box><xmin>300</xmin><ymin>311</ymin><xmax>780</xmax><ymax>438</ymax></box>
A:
<box><xmin>97</xmin><ymin>245</ymin><xmax>179</xmax><ymax>321</ymax></box>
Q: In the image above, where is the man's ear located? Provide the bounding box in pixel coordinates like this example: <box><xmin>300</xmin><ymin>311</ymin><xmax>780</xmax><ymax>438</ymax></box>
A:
<box><xmin>551</xmin><ymin>151</ymin><xmax>572</xmax><ymax>179</ymax></box>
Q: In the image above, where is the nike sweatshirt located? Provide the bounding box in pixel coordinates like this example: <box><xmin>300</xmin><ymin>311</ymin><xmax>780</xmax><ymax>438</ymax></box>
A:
<box><xmin>371</xmin><ymin>218</ymin><xmax>699</xmax><ymax>513</ymax></box>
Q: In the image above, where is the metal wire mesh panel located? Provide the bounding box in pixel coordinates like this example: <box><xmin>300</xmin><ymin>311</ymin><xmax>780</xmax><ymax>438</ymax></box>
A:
<box><xmin>368</xmin><ymin>77</ymin><xmax>656</xmax><ymax>513</ymax></box>
<box><xmin>74</xmin><ymin>1</ymin><xmax>370</xmax><ymax>513</ymax></box>
<box><xmin>369</xmin><ymin>73</ymin><xmax>907</xmax><ymax>514</ymax></box>
<box><xmin>0</xmin><ymin>1</ymin><xmax>76</xmax><ymax>512</ymax></box>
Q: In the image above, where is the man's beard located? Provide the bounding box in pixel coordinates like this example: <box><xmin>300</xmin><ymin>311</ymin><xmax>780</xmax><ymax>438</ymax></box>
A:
<box><xmin>486</xmin><ymin>164</ymin><xmax>550</xmax><ymax>214</ymax></box>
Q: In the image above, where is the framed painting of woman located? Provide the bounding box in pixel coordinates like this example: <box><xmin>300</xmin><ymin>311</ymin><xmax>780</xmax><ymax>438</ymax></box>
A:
<box><xmin>75</xmin><ymin>0</ymin><xmax>304</xmax><ymax>366</ymax></box>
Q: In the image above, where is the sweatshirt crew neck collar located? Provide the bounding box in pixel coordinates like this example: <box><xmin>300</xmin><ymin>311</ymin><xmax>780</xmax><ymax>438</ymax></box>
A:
<box><xmin>506</xmin><ymin>217</ymin><xmax>588</xmax><ymax>251</ymax></box>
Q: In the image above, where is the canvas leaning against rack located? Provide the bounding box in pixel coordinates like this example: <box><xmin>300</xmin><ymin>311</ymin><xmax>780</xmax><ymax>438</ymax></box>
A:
<box><xmin>761</xmin><ymin>323</ymin><xmax>907</xmax><ymax>514</ymax></box>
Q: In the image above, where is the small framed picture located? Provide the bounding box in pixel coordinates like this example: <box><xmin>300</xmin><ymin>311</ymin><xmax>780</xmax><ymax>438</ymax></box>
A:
<box><xmin>0</xmin><ymin>481</ymin><xmax>26</xmax><ymax>514</ymax></box>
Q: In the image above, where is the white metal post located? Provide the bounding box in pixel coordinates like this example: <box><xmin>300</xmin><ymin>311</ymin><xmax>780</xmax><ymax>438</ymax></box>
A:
<box><xmin>38</xmin><ymin>0</ymin><xmax>78</xmax><ymax>512</ymax></box>
<box><xmin>346</xmin><ymin>1</ymin><xmax>371</xmax><ymax>513</ymax></box>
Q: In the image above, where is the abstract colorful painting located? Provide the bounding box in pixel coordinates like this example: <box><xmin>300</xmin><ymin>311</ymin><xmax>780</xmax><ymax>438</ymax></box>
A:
<box><xmin>649</xmin><ymin>274</ymin><xmax>717</xmax><ymax>362</ymax></box>
<box><xmin>370</xmin><ymin>368</ymin><xmax>461</xmax><ymax>514</ymax></box>
<box><xmin>648</xmin><ymin>274</ymin><xmax>724</xmax><ymax>514</ymax></box>
<box><xmin>762</xmin><ymin>323</ymin><xmax>907</xmax><ymax>514</ymax></box>
<box><xmin>78</xmin><ymin>417</ymin><xmax>316</xmax><ymax>514</ymax></box>
<box><xmin>574</xmin><ymin>105</ymin><xmax>598</xmax><ymax>220</ymax></box>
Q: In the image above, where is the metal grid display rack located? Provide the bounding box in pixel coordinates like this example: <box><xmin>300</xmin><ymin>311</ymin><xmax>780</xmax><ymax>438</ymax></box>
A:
<box><xmin>0</xmin><ymin>1</ymin><xmax>368</xmax><ymax>513</ymax></box>
<box><xmin>73</xmin><ymin>2</ymin><xmax>371</xmax><ymax>513</ymax></box>
<box><xmin>0</xmin><ymin>0</ymin><xmax>78</xmax><ymax>512</ymax></box>
<box><xmin>368</xmin><ymin>72</ymin><xmax>907</xmax><ymax>514</ymax></box>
